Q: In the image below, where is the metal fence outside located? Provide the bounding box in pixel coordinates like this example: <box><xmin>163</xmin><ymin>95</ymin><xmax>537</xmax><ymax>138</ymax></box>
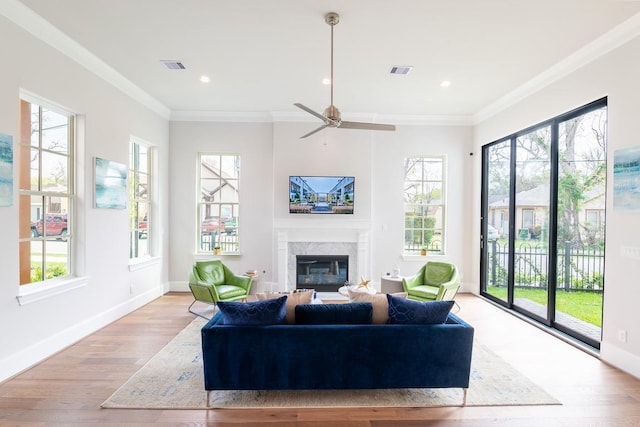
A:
<box><xmin>487</xmin><ymin>240</ymin><xmax>604</xmax><ymax>291</ymax></box>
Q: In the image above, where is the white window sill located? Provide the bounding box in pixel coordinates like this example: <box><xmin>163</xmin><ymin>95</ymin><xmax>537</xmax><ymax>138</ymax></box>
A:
<box><xmin>16</xmin><ymin>276</ymin><xmax>89</xmax><ymax>306</ymax></box>
<box><xmin>194</xmin><ymin>252</ymin><xmax>241</xmax><ymax>261</ymax></box>
<box><xmin>401</xmin><ymin>254</ymin><xmax>445</xmax><ymax>261</ymax></box>
<box><xmin>128</xmin><ymin>256</ymin><xmax>160</xmax><ymax>271</ymax></box>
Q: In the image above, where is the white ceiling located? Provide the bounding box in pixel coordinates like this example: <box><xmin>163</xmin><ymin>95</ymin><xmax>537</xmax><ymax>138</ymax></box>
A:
<box><xmin>8</xmin><ymin>0</ymin><xmax>640</xmax><ymax>122</ymax></box>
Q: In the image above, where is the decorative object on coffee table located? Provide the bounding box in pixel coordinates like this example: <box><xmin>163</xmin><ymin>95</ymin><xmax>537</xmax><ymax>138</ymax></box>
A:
<box><xmin>358</xmin><ymin>276</ymin><xmax>372</xmax><ymax>289</ymax></box>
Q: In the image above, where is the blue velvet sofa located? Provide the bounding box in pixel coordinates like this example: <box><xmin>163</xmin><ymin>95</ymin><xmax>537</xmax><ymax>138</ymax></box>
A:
<box><xmin>200</xmin><ymin>301</ymin><xmax>475</xmax><ymax>405</ymax></box>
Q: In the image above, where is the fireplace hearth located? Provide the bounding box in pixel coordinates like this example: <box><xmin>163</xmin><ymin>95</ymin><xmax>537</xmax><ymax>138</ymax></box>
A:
<box><xmin>296</xmin><ymin>255</ymin><xmax>348</xmax><ymax>292</ymax></box>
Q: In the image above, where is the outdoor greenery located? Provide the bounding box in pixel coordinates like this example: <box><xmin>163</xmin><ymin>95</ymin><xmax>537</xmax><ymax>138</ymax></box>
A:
<box><xmin>31</xmin><ymin>263</ymin><xmax>67</xmax><ymax>282</ymax></box>
<box><xmin>487</xmin><ymin>286</ymin><xmax>603</xmax><ymax>327</ymax></box>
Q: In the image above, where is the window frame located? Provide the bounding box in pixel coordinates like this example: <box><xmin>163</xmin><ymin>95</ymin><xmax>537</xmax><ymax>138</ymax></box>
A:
<box><xmin>197</xmin><ymin>153</ymin><xmax>241</xmax><ymax>255</ymax></box>
<box><xmin>17</xmin><ymin>95</ymin><xmax>77</xmax><ymax>290</ymax></box>
<box><xmin>403</xmin><ymin>155</ymin><xmax>446</xmax><ymax>256</ymax></box>
<box><xmin>129</xmin><ymin>138</ymin><xmax>152</xmax><ymax>260</ymax></box>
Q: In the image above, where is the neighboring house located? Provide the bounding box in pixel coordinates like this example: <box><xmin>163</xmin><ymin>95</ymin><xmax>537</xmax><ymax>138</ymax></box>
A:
<box><xmin>488</xmin><ymin>184</ymin><xmax>605</xmax><ymax>240</ymax></box>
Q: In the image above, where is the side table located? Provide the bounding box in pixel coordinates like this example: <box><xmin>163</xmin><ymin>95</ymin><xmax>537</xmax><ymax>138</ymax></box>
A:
<box><xmin>381</xmin><ymin>275</ymin><xmax>404</xmax><ymax>294</ymax></box>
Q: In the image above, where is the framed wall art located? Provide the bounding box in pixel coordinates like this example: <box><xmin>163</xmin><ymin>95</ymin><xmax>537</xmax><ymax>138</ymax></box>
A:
<box><xmin>94</xmin><ymin>157</ymin><xmax>127</xmax><ymax>209</ymax></box>
<box><xmin>613</xmin><ymin>145</ymin><xmax>640</xmax><ymax>212</ymax></box>
<box><xmin>0</xmin><ymin>133</ymin><xmax>13</xmax><ymax>207</ymax></box>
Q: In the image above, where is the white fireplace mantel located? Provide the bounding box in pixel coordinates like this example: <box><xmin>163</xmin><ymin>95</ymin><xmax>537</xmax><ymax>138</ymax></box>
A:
<box><xmin>275</xmin><ymin>219</ymin><xmax>371</xmax><ymax>291</ymax></box>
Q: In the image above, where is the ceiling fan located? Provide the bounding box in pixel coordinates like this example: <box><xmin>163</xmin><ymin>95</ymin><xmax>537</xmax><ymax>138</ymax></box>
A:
<box><xmin>294</xmin><ymin>12</ymin><xmax>396</xmax><ymax>139</ymax></box>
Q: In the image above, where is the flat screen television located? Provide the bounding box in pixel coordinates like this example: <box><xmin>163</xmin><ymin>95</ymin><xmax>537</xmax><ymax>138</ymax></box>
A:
<box><xmin>289</xmin><ymin>176</ymin><xmax>355</xmax><ymax>214</ymax></box>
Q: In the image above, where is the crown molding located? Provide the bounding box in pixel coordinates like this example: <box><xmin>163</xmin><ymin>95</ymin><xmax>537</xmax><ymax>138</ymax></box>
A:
<box><xmin>170</xmin><ymin>110</ymin><xmax>273</xmax><ymax>122</ymax></box>
<box><xmin>4</xmin><ymin>0</ymin><xmax>639</xmax><ymax>127</ymax></box>
<box><xmin>0</xmin><ymin>0</ymin><xmax>170</xmax><ymax>119</ymax></box>
<box><xmin>473</xmin><ymin>11</ymin><xmax>640</xmax><ymax>124</ymax></box>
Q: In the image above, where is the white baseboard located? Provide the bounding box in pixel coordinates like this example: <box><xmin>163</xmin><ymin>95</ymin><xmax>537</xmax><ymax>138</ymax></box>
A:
<box><xmin>170</xmin><ymin>280</ymin><xmax>190</xmax><ymax>292</ymax></box>
<box><xmin>0</xmin><ymin>285</ymin><xmax>164</xmax><ymax>383</ymax></box>
<box><xmin>600</xmin><ymin>341</ymin><xmax>640</xmax><ymax>379</ymax></box>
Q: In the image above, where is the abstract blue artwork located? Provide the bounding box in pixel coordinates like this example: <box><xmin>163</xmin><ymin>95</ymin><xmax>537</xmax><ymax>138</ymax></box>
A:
<box><xmin>613</xmin><ymin>145</ymin><xmax>640</xmax><ymax>212</ymax></box>
<box><xmin>0</xmin><ymin>133</ymin><xmax>13</xmax><ymax>207</ymax></box>
<box><xmin>94</xmin><ymin>157</ymin><xmax>127</xmax><ymax>209</ymax></box>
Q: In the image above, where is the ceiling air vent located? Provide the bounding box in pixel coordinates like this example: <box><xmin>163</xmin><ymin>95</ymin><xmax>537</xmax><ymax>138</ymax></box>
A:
<box><xmin>160</xmin><ymin>60</ymin><xmax>186</xmax><ymax>70</ymax></box>
<box><xmin>390</xmin><ymin>66</ymin><xmax>413</xmax><ymax>75</ymax></box>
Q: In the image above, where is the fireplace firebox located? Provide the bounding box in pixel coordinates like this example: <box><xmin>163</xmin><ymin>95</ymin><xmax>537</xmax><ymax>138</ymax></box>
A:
<box><xmin>296</xmin><ymin>255</ymin><xmax>348</xmax><ymax>292</ymax></box>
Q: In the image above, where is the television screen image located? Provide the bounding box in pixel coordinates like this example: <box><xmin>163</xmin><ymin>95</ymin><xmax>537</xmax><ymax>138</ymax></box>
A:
<box><xmin>289</xmin><ymin>176</ymin><xmax>355</xmax><ymax>214</ymax></box>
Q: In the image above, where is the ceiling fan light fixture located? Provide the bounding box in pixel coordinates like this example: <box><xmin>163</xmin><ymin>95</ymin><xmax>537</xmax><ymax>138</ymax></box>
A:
<box><xmin>294</xmin><ymin>12</ymin><xmax>396</xmax><ymax>138</ymax></box>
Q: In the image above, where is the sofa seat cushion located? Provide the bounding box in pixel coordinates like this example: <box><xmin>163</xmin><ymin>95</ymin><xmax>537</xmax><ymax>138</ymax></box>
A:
<box><xmin>295</xmin><ymin>302</ymin><xmax>373</xmax><ymax>325</ymax></box>
<box><xmin>216</xmin><ymin>285</ymin><xmax>250</xmax><ymax>300</ymax></box>
<box><xmin>217</xmin><ymin>296</ymin><xmax>287</xmax><ymax>325</ymax></box>
<box><xmin>407</xmin><ymin>285</ymin><xmax>439</xmax><ymax>300</ymax></box>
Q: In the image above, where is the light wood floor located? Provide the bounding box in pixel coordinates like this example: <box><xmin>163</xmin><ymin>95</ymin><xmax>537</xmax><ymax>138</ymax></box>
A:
<box><xmin>1</xmin><ymin>292</ymin><xmax>639</xmax><ymax>426</ymax></box>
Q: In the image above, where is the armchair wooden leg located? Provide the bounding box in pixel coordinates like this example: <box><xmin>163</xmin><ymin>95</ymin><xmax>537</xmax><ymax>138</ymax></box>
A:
<box><xmin>461</xmin><ymin>388</ymin><xmax>468</xmax><ymax>406</ymax></box>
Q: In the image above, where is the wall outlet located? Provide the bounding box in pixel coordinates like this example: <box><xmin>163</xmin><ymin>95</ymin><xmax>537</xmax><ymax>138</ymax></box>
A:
<box><xmin>129</xmin><ymin>283</ymin><xmax>134</xmax><ymax>294</ymax></box>
<box><xmin>617</xmin><ymin>329</ymin><xmax>627</xmax><ymax>343</ymax></box>
<box><xmin>621</xmin><ymin>246</ymin><xmax>640</xmax><ymax>259</ymax></box>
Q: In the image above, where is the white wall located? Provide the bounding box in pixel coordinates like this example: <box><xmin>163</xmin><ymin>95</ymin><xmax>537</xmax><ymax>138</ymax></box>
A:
<box><xmin>169</xmin><ymin>121</ymin><xmax>275</xmax><ymax>285</ymax></box>
<box><xmin>0</xmin><ymin>15</ymin><xmax>170</xmax><ymax>382</ymax></box>
<box><xmin>472</xmin><ymin>36</ymin><xmax>640</xmax><ymax>377</ymax></box>
<box><xmin>169</xmin><ymin>120</ymin><xmax>473</xmax><ymax>293</ymax></box>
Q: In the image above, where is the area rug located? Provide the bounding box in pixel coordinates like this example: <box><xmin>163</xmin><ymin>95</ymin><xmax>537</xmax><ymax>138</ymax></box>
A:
<box><xmin>101</xmin><ymin>318</ymin><xmax>561</xmax><ymax>409</ymax></box>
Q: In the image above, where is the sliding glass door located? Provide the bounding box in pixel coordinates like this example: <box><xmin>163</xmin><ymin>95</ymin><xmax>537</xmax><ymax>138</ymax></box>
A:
<box><xmin>481</xmin><ymin>99</ymin><xmax>606</xmax><ymax>348</ymax></box>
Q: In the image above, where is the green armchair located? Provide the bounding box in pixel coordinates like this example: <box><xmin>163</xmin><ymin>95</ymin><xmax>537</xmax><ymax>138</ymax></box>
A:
<box><xmin>188</xmin><ymin>260</ymin><xmax>253</xmax><ymax>319</ymax></box>
<box><xmin>402</xmin><ymin>261</ymin><xmax>460</xmax><ymax>302</ymax></box>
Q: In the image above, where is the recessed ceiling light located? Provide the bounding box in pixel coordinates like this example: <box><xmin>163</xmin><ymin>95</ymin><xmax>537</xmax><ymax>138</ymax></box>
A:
<box><xmin>440</xmin><ymin>80</ymin><xmax>452</xmax><ymax>87</ymax></box>
<box><xmin>322</xmin><ymin>78</ymin><xmax>331</xmax><ymax>85</ymax></box>
<box><xmin>200</xmin><ymin>75</ymin><xmax>211</xmax><ymax>83</ymax></box>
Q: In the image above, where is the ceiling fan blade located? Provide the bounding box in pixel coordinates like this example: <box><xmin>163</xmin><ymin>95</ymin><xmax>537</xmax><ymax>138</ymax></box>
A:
<box><xmin>339</xmin><ymin>121</ymin><xmax>396</xmax><ymax>131</ymax></box>
<box><xmin>300</xmin><ymin>123</ymin><xmax>331</xmax><ymax>139</ymax></box>
<box><xmin>294</xmin><ymin>103</ymin><xmax>329</xmax><ymax>123</ymax></box>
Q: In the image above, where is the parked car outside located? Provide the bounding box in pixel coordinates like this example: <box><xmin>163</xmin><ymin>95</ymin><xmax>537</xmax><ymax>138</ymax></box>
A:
<box><xmin>487</xmin><ymin>224</ymin><xmax>500</xmax><ymax>241</ymax></box>
<box><xmin>139</xmin><ymin>215</ymin><xmax>148</xmax><ymax>238</ymax></box>
<box><xmin>201</xmin><ymin>217</ymin><xmax>225</xmax><ymax>234</ymax></box>
<box><xmin>31</xmin><ymin>214</ymin><xmax>68</xmax><ymax>238</ymax></box>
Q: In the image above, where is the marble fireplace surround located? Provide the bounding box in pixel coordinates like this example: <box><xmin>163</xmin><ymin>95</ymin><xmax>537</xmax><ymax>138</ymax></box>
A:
<box><xmin>275</xmin><ymin>220</ymin><xmax>371</xmax><ymax>292</ymax></box>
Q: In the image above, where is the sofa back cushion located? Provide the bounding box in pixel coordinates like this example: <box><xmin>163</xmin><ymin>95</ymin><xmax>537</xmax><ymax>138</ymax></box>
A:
<box><xmin>217</xmin><ymin>296</ymin><xmax>287</xmax><ymax>325</ymax></box>
<box><xmin>387</xmin><ymin>294</ymin><xmax>454</xmax><ymax>324</ymax></box>
<box><xmin>295</xmin><ymin>302</ymin><xmax>373</xmax><ymax>325</ymax></box>
<box><xmin>347</xmin><ymin>289</ymin><xmax>408</xmax><ymax>324</ymax></box>
<box><xmin>195</xmin><ymin>260</ymin><xmax>225</xmax><ymax>286</ymax></box>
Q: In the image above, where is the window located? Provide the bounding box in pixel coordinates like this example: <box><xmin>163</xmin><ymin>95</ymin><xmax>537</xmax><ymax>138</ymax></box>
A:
<box><xmin>198</xmin><ymin>154</ymin><xmax>240</xmax><ymax>254</ymax></box>
<box><xmin>403</xmin><ymin>156</ymin><xmax>445</xmax><ymax>255</ymax></box>
<box><xmin>129</xmin><ymin>140</ymin><xmax>151</xmax><ymax>259</ymax></box>
<box><xmin>18</xmin><ymin>99</ymin><xmax>74</xmax><ymax>285</ymax></box>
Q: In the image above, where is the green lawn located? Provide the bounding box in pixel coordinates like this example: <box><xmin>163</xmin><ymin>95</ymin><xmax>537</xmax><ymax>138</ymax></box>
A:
<box><xmin>487</xmin><ymin>286</ymin><xmax>603</xmax><ymax>327</ymax></box>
